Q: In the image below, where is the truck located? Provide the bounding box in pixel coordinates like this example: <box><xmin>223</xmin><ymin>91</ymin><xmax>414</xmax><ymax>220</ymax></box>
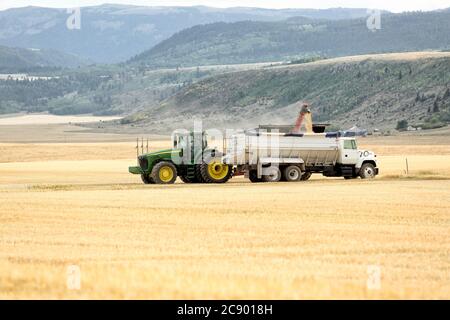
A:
<box><xmin>129</xmin><ymin>105</ymin><xmax>378</xmax><ymax>184</ymax></box>
<box><xmin>128</xmin><ymin>131</ymin><xmax>233</xmax><ymax>184</ymax></box>
<box><xmin>222</xmin><ymin>129</ymin><xmax>379</xmax><ymax>182</ymax></box>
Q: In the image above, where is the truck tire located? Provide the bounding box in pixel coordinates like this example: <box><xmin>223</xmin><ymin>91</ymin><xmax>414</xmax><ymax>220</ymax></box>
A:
<box><xmin>249</xmin><ymin>170</ymin><xmax>263</xmax><ymax>183</ymax></box>
<box><xmin>262</xmin><ymin>167</ymin><xmax>282</xmax><ymax>182</ymax></box>
<box><xmin>359</xmin><ymin>163</ymin><xmax>376</xmax><ymax>179</ymax></box>
<box><xmin>284</xmin><ymin>166</ymin><xmax>302</xmax><ymax>182</ymax></box>
<box><xmin>150</xmin><ymin>161</ymin><xmax>178</xmax><ymax>184</ymax></box>
<box><xmin>141</xmin><ymin>174</ymin><xmax>154</xmax><ymax>184</ymax></box>
<box><xmin>300</xmin><ymin>172</ymin><xmax>312</xmax><ymax>181</ymax></box>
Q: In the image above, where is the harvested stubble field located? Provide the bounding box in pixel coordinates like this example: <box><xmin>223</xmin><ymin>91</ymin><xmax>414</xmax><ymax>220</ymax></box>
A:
<box><xmin>0</xmin><ymin>133</ymin><xmax>449</xmax><ymax>299</ymax></box>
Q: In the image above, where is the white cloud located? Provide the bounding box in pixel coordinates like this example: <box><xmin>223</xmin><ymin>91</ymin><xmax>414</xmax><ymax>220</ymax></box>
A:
<box><xmin>0</xmin><ymin>0</ymin><xmax>449</xmax><ymax>13</ymax></box>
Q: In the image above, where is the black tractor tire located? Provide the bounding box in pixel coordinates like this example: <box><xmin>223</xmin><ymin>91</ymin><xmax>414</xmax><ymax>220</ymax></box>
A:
<box><xmin>283</xmin><ymin>166</ymin><xmax>302</xmax><ymax>182</ymax></box>
<box><xmin>150</xmin><ymin>161</ymin><xmax>178</xmax><ymax>184</ymax></box>
<box><xmin>300</xmin><ymin>172</ymin><xmax>312</xmax><ymax>181</ymax></box>
<box><xmin>179</xmin><ymin>175</ymin><xmax>196</xmax><ymax>183</ymax></box>
<box><xmin>141</xmin><ymin>174</ymin><xmax>154</xmax><ymax>184</ymax></box>
<box><xmin>359</xmin><ymin>163</ymin><xmax>376</xmax><ymax>179</ymax></box>
<box><xmin>249</xmin><ymin>170</ymin><xmax>264</xmax><ymax>183</ymax></box>
<box><xmin>262</xmin><ymin>166</ymin><xmax>282</xmax><ymax>182</ymax></box>
<box><xmin>194</xmin><ymin>164</ymin><xmax>207</xmax><ymax>183</ymax></box>
<box><xmin>199</xmin><ymin>162</ymin><xmax>233</xmax><ymax>183</ymax></box>
<box><xmin>199</xmin><ymin>154</ymin><xmax>233</xmax><ymax>184</ymax></box>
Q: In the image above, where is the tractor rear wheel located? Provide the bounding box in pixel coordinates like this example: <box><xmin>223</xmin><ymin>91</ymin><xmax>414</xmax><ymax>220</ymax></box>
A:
<box><xmin>200</xmin><ymin>159</ymin><xmax>232</xmax><ymax>183</ymax></box>
<box><xmin>141</xmin><ymin>174</ymin><xmax>154</xmax><ymax>184</ymax></box>
<box><xmin>150</xmin><ymin>161</ymin><xmax>178</xmax><ymax>184</ymax></box>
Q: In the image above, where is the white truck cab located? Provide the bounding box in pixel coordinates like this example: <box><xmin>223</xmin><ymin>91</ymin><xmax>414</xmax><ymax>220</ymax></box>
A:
<box><xmin>338</xmin><ymin>138</ymin><xmax>378</xmax><ymax>179</ymax></box>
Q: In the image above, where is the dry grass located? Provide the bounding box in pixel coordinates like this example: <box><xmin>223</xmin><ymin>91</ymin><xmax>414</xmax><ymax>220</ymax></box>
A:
<box><xmin>1</xmin><ymin>179</ymin><xmax>449</xmax><ymax>299</ymax></box>
<box><xmin>0</xmin><ymin>136</ymin><xmax>449</xmax><ymax>299</ymax></box>
<box><xmin>0</xmin><ymin>142</ymin><xmax>170</xmax><ymax>163</ymax></box>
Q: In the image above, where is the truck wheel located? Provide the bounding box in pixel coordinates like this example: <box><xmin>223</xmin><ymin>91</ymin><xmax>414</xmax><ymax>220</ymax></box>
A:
<box><xmin>141</xmin><ymin>174</ymin><xmax>154</xmax><ymax>184</ymax></box>
<box><xmin>200</xmin><ymin>160</ymin><xmax>233</xmax><ymax>183</ymax></box>
<box><xmin>284</xmin><ymin>166</ymin><xmax>302</xmax><ymax>182</ymax></box>
<box><xmin>249</xmin><ymin>170</ymin><xmax>263</xmax><ymax>183</ymax></box>
<box><xmin>262</xmin><ymin>167</ymin><xmax>282</xmax><ymax>182</ymax></box>
<box><xmin>151</xmin><ymin>161</ymin><xmax>178</xmax><ymax>184</ymax></box>
<box><xmin>359</xmin><ymin>163</ymin><xmax>376</xmax><ymax>179</ymax></box>
<box><xmin>300</xmin><ymin>172</ymin><xmax>312</xmax><ymax>181</ymax></box>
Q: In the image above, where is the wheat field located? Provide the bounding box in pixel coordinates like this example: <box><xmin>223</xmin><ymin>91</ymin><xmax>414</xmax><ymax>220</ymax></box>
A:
<box><xmin>0</xmin><ymin>137</ymin><xmax>449</xmax><ymax>299</ymax></box>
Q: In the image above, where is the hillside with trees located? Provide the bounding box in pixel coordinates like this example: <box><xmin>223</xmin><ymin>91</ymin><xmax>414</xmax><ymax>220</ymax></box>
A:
<box><xmin>0</xmin><ymin>5</ymin><xmax>372</xmax><ymax>63</ymax></box>
<box><xmin>0</xmin><ymin>45</ymin><xmax>87</xmax><ymax>73</ymax></box>
<box><xmin>120</xmin><ymin>52</ymin><xmax>450</xmax><ymax>133</ymax></box>
<box><xmin>131</xmin><ymin>11</ymin><xmax>450</xmax><ymax>68</ymax></box>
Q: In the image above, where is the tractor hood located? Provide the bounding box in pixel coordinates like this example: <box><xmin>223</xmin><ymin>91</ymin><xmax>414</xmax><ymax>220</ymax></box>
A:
<box><xmin>146</xmin><ymin>149</ymin><xmax>179</xmax><ymax>157</ymax></box>
<box><xmin>141</xmin><ymin>148</ymin><xmax>182</xmax><ymax>160</ymax></box>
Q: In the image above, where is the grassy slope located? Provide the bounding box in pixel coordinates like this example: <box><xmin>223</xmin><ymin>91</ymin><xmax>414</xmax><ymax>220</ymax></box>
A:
<box><xmin>124</xmin><ymin>52</ymin><xmax>450</xmax><ymax>132</ymax></box>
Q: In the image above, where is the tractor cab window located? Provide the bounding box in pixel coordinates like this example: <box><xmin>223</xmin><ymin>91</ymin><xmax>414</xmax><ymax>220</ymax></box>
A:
<box><xmin>344</xmin><ymin>139</ymin><xmax>357</xmax><ymax>150</ymax></box>
<box><xmin>203</xmin><ymin>133</ymin><xmax>208</xmax><ymax>149</ymax></box>
<box><xmin>174</xmin><ymin>134</ymin><xmax>188</xmax><ymax>149</ymax></box>
<box><xmin>178</xmin><ymin>135</ymin><xmax>187</xmax><ymax>149</ymax></box>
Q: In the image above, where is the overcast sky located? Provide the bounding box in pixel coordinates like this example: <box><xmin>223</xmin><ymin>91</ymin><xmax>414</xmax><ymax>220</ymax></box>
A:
<box><xmin>0</xmin><ymin>0</ymin><xmax>449</xmax><ymax>13</ymax></box>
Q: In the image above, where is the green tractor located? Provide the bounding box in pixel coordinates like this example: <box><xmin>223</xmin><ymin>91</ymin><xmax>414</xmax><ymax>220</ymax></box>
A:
<box><xmin>128</xmin><ymin>131</ymin><xmax>233</xmax><ymax>184</ymax></box>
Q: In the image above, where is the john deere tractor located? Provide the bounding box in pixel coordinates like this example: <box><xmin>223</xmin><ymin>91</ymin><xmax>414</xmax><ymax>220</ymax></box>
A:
<box><xmin>128</xmin><ymin>131</ymin><xmax>233</xmax><ymax>184</ymax></box>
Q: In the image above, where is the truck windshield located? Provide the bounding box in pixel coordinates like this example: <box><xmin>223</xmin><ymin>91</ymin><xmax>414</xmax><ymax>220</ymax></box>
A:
<box><xmin>344</xmin><ymin>140</ymin><xmax>357</xmax><ymax>150</ymax></box>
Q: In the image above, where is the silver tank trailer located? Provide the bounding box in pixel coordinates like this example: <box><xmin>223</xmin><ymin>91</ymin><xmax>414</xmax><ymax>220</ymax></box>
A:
<box><xmin>223</xmin><ymin>132</ymin><xmax>339</xmax><ymax>169</ymax></box>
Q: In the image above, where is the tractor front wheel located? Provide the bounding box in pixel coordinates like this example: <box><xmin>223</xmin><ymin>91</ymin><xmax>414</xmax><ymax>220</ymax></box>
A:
<box><xmin>141</xmin><ymin>174</ymin><xmax>154</xmax><ymax>184</ymax></box>
<box><xmin>151</xmin><ymin>161</ymin><xmax>178</xmax><ymax>184</ymax></box>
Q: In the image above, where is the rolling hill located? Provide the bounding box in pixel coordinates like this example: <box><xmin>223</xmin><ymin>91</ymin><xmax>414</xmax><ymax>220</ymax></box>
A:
<box><xmin>0</xmin><ymin>5</ymin><xmax>373</xmax><ymax>64</ymax></box>
<box><xmin>121</xmin><ymin>52</ymin><xmax>450</xmax><ymax>133</ymax></box>
<box><xmin>131</xmin><ymin>11</ymin><xmax>450</xmax><ymax>68</ymax></box>
<box><xmin>0</xmin><ymin>45</ymin><xmax>87</xmax><ymax>73</ymax></box>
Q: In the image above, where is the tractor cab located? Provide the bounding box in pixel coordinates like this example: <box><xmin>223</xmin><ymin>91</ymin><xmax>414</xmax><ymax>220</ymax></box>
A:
<box><xmin>172</xmin><ymin>130</ymin><xmax>209</xmax><ymax>165</ymax></box>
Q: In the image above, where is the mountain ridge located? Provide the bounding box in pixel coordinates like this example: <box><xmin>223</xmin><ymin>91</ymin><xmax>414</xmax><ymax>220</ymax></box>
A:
<box><xmin>130</xmin><ymin>10</ymin><xmax>450</xmax><ymax>68</ymax></box>
<box><xmin>0</xmin><ymin>5</ymin><xmax>384</xmax><ymax>63</ymax></box>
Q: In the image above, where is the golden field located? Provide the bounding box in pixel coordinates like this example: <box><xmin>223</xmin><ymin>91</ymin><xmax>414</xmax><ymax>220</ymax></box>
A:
<box><xmin>0</xmin><ymin>130</ymin><xmax>449</xmax><ymax>299</ymax></box>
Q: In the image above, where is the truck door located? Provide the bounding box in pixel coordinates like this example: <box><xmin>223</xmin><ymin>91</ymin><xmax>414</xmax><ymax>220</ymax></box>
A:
<box><xmin>339</xmin><ymin>139</ymin><xmax>359</xmax><ymax>165</ymax></box>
